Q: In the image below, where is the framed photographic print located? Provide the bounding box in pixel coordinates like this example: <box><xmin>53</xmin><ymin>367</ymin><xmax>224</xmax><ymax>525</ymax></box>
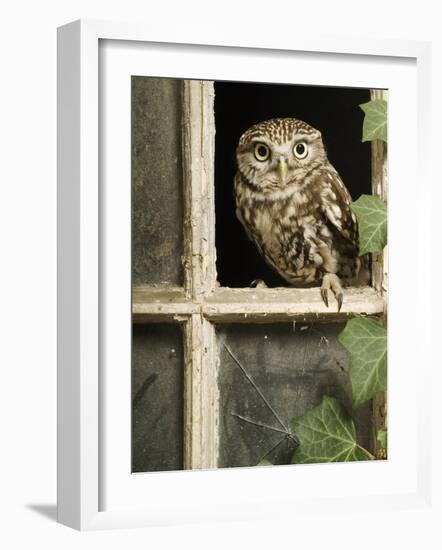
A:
<box><xmin>57</xmin><ymin>20</ymin><xmax>432</xmax><ymax>530</ymax></box>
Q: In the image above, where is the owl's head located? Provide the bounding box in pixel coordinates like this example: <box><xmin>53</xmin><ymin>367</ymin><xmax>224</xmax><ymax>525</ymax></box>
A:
<box><xmin>236</xmin><ymin>118</ymin><xmax>327</xmax><ymax>196</ymax></box>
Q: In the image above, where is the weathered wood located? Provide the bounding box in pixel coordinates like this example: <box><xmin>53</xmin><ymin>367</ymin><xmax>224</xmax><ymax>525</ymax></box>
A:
<box><xmin>372</xmin><ymin>391</ymin><xmax>387</xmax><ymax>459</ymax></box>
<box><xmin>132</xmin><ymin>287</ymin><xmax>198</xmax><ymax>322</ymax></box>
<box><xmin>133</xmin><ymin>285</ymin><xmax>384</xmax><ymax>322</ymax></box>
<box><xmin>369</xmin><ymin>89</ymin><xmax>388</xmax><ymax>458</ymax></box>
<box><xmin>181</xmin><ymin>81</ymin><xmax>218</xmax><ymax>469</ymax></box>
<box><xmin>370</xmin><ymin>88</ymin><xmax>388</xmax><ymax>309</ymax></box>
<box><xmin>183</xmin><ymin>315</ymin><xmax>218</xmax><ymax>469</ymax></box>
<box><xmin>182</xmin><ymin>81</ymin><xmax>216</xmax><ymax>300</ymax></box>
<box><xmin>203</xmin><ymin>286</ymin><xmax>384</xmax><ymax>322</ymax></box>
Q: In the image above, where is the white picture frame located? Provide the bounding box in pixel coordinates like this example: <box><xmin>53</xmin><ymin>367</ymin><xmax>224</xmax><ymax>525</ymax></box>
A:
<box><xmin>57</xmin><ymin>19</ymin><xmax>433</xmax><ymax>531</ymax></box>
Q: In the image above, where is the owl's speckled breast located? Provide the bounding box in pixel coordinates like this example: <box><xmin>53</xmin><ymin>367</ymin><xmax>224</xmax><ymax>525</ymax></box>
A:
<box><xmin>234</xmin><ymin>171</ymin><xmax>359</xmax><ymax>286</ymax></box>
<box><xmin>233</xmin><ymin>117</ymin><xmax>361</xmax><ymax>289</ymax></box>
<box><xmin>236</xmin><ymin>186</ymin><xmax>323</xmax><ymax>284</ymax></box>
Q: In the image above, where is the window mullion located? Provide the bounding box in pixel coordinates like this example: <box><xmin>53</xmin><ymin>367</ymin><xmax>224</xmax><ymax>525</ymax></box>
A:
<box><xmin>370</xmin><ymin>89</ymin><xmax>388</xmax><ymax>303</ymax></box>
<box><xmin>183</xmin><ymin>314</ymin><xmax>218</xmax><ymax>469</ymax></box>
<box><xmin>182</xmin><ymin>80</ymin><xmax>216</xmax><ymax>300</ymax></box>
<box><xmin>182</xmin><ymin>80</ymin><xmax>218</xmax><ymax>469</ymax></box>
<box><xmin>369</xmin><ymin>89</ymin><xmax>388</xmax><ymax>456</ymax></box>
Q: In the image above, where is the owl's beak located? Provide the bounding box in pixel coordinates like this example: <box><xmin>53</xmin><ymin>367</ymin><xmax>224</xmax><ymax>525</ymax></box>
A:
<box><xmin>277</xmin><ymin>159</ymin><xmax>288</xmax><ymax>184</ymax></box>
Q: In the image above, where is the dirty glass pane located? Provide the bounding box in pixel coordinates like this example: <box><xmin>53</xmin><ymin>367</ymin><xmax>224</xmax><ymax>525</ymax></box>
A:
<box><xmin>217</xmin><ymin>322</ymin><xmax>373</xmax><ymax>468</ymax></box>
<box><xmin>132</xmin><ymin>77</ymin><xmax>184</xmax><ymax>286</ymax></box>
<box><xmin>132</xmin><ymin>323</ymin><xmax>184</xmax><ymax>472</ymax></box>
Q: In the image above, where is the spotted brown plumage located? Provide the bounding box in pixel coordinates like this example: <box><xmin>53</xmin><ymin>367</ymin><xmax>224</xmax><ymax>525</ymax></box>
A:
<box><xmin>234</xmin><ymin>117</ymin><xmax>364</xmax><ymax>310</ymax></box>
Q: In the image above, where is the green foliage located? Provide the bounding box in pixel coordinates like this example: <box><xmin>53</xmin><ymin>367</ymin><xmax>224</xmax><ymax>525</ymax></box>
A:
<box><xmin>338</xmin><ymin>318</ymin><xmax>387</xmax><ymax>408</ymax></box>
<box><xmin>360</xmin><ymin>99</ymin><xmax>387</xmax><ymax>142</ymax></box>
<box><xmin>351</xmin><ymin>194</ymin><xmax>387</xmax><ymax>255</ymax></box>
<box><xmin>289</xmin><ymin>99</ymin><xmax>388</xmax><ymax>465</ymax></box>
<box><xmin>258</xmin><ymin>459</ymin><xmax>273</xmax><ymax>466</ymax></box>
<box><xmin>291</xmin><ymin>396</ymin><xmax>373</xmax><ymax>464</ymax></box>
<box><xmin>377</xmin><ymin>428</ymin><xmax>387</xmax><ymax>451</ymax></box>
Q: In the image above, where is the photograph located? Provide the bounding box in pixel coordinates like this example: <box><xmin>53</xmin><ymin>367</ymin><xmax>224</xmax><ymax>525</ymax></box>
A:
<box><xmin>1</xmin><ymin>0</ymin><xmax>435</xmax><ymax>542</ymax></box>
<box><xmin>131</xmin><ymin>77</ymin><xmax>388</xmax><ymax>472</ymax></box>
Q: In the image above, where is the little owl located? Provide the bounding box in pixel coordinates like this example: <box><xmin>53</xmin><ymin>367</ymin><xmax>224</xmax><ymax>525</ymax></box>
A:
<box><xmin>234</xmin><ymin>117</ymin><xmax>363</xmax><ymax>310</ymax></box>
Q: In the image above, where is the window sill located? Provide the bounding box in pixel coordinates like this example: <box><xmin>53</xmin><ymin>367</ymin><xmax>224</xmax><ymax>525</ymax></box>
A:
<box><xmin>203</xmin><ymin>286</ymin><xmax>384</xmax><ymax>322</ymax></box>
<box><xmin>132</xmin><ymin>285</ymin><xmax>384</xmax><ymax>323</ymax></box>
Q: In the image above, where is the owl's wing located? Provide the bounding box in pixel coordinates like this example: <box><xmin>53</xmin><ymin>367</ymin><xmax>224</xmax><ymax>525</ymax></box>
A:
<box><xmin>320</xmin><ymin>168</ymin><xmax>359</xmax><ymax>252</ymax></box>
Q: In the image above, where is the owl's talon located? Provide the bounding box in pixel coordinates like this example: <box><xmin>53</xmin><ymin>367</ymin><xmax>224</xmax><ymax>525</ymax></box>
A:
<box><xmin>337</xmin><ymin>292</ymin><xmax>344</xmax><ymax>312</ymax></box>
<box><xmin>320</xmin><ymin>288</ymin><xmax>329</xmax><ymax>308</ymax></box>
<box><xmin>321</xmin><ymin>273</ymin><xmax>344</xmax><ymax>311</ymax></box>
<box><xmin>250</xmin><ymin>279</ymin><xmax>268</xmax><ymax>289</ymax></box>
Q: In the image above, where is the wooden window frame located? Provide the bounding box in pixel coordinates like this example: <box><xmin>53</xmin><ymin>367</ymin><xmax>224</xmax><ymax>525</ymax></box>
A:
<box><xmin>132</xmin><ymin>80</ymin><xmax>388</xmax><ymax>470</ymax></box>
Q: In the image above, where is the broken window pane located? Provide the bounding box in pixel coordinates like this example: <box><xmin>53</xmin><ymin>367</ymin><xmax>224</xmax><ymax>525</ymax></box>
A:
<box><xmin>132</xmin><ymin>77</ymin><xmax>184</xmax><ymax>286</ymax></box>
<box><xmin>217</xmin><ymin>322</ymin><xmax>374</xmax><ymax>468</ymax></box>
<box><xmin>132</xmin><ymin>323</ymin><xmax>184</xmax><ymax>472</ymax></box>
<box><xmin>214</xmin><ymin>81</ymin><xmax>372</xmax><ymax>288</ymax></box>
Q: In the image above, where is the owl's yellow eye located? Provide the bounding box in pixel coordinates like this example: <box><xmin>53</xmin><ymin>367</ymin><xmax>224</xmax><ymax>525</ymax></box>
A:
<box><xmin>254</xmin><ymin>143</ymin><xmax>270</xmax><ymax>161</ymax></box>
<box><xmin>294</xmin><ymin>141</ymin><xmax>308</xmax><ymax>159</ymax></box>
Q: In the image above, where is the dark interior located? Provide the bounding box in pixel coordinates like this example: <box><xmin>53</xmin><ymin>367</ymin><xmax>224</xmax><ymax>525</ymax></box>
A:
<box><xmin>214</xmin><ymin>81</ymin><xmax>372</xmax><ymax>288</ymax></box>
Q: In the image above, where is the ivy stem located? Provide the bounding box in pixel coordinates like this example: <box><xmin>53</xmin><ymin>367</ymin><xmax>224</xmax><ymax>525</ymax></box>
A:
<box><xmin>356</xmin><ymin>443</ymin><xmax>376</xmax><ymax>460</ymax></box>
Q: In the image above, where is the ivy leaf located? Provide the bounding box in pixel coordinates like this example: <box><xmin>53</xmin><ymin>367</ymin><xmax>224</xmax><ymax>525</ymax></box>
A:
<box><xmin>377</xmin><ymin>428</ymin><xmax>388</xmax><ymax>451</ymax></box>
<box><xmin>360</xmin><ymin>99</ymin><xmax>387</xmax><ymax>142</ymax></box>
<box><xmin>291</xmin><ymin>396</ymin><xmax>372</xmax><ymax>464</ymax></box>
<box><xmin>258</xmin><ymin>459</ymin><xmax>273</xmax><ymax>466</ymax></box>
<box><xmin>338</xmin><ymin>318</ymin><xmax>387</xmax><ymax>408</ymax></box>
<box><xmin>351</xmin><ymin>194</ymin><xmax>387</xmax><ymax>255</ymax></box>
